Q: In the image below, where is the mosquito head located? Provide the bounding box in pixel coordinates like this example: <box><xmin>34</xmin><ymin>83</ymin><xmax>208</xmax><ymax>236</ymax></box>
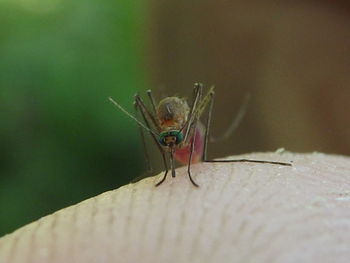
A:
<box><xmin>159</xmin><ymin>130</ymin><xmax>184</xmax><ymax>147</ymax></box>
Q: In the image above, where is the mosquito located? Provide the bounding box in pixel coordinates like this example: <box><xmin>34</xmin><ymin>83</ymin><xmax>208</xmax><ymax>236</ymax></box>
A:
<box><xmin>109</xmin><ymin>83</ymin><xmax>291</xmax><ymax>187</ymax></box>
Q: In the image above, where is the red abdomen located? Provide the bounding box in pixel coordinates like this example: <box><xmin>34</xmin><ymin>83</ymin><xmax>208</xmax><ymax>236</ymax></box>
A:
<box><xmin>174</xmin><ymin>123</ymin><xmax>204</xmax><ymax>164</ymax></box>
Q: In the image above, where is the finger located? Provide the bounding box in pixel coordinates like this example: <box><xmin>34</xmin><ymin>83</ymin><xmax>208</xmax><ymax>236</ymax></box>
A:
<box><xmin>1</xmin><ymin>152</ymin><xmax>350</xmax><ymax>263</ymax></box>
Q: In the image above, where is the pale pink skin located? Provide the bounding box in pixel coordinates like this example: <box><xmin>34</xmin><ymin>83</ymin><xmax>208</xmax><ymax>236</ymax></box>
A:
<box><xmin>173</xmin><ymin>122</ymin><xmax>205</xmax><ymax>164</ymax></box>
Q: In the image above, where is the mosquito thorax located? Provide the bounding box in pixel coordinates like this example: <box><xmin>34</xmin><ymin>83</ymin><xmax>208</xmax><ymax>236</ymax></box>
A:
<box><xmin>159</xmin><ymin>130</ymin><xmax>184</xmax><ymax>147</ymax></box>
<box><xmin>157</xmin><ymin>97</ymin><xmax>190</xmax><ymax>129</ymax></box>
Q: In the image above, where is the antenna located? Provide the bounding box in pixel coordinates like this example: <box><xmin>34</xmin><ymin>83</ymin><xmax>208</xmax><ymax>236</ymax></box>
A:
<box><xmin>210</xmin><ymin>92</ymin><xmax>251</xmax><ymax>142</ymax></box>
<box><xmin>108</xmin><ymin>97</ymin><xmax>159</xmax><ymax>137</ymax></box>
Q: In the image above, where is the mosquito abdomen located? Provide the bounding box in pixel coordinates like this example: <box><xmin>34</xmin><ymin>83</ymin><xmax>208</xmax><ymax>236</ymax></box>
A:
<box><xmin>174</xmin><ymin>122</ymin><xmax>205</xmax><ymax>164</ymax></box>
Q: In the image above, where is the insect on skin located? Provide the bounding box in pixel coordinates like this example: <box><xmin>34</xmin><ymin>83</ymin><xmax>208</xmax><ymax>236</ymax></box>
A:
<box><xmin>109</xmin><ymin>83</ymin><xmax>292</xmax><ymax>187</ymax></box>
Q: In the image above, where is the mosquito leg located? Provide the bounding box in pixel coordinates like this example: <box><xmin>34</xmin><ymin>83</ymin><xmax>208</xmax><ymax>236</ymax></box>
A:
<box><xmin>188</xmin><ymin>83</ymin><xmax>202</xmax><ymax>120</ymax></box>
<box><xmin>134</xmin><ymin>95</ymin><xmax>163</xmax><ymax>154</ymax></box>
<box><xmin>135</xmin><ymin>94</ymin><xmax>159</xmax><ymax>130</ymax></box>
<box><xmin>146</xmin><ymin>89</ymin><xmax>157</xmax><ymax>115</ymax></box>
<box><xmin>192</xmin><ymin>83</ymin><xmax>203</xmax><ymax>107</ymax></box>
<box><xmin>134</xmin><ymin>101</ymin><xmax>152</xmax><ymax>173</ymax></box>
<box><xmin>184</xmin><ymin>85</ymin><xmax>215</xmax><ymax>144</ymax></box>
<box><xmin>154</xmin><ymin>135</ymin><xmax>170</xmax><ymax>186</ymax></box>
<box><xmin>187</xmin><ymin>123</ymin><xmax>200</xmax><ymax>187</ymax></box>
<box><xmin>200</xmin><ymin>91</ymin><xmax>291</xmax><ymax>166</ymax></box>
<box><xmin>182</xmin><ymin>83</ymin><xmax>203</xmax><ymax>141</ymax></box>
<box><xmin>204</xmin><ymin>158</ymin><xmax>292</xmax><ymax>166</ymax></box>
<box><xmin>170</xmin><ymin>150</ymin><xmax>176</xmax><ymax>178</ymax></box>
<box><xmin>134</xmin><ymin>97</ymin><xmax>171</xmax><ymax>186</ymax></box>
<box><xmin>203</xmin><ymin>90</ymin><xmax>215</xmax><ymax>161</ymax></box>
<box><xmin>155</xmin><ymin>164</ymin><xmax>169</xmax><ymax>187</ymax></box>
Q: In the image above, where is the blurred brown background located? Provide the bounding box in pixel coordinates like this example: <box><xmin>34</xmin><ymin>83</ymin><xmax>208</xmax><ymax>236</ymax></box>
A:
<box><xmin>146</xmin><ymin>0</ymin><xmax>350</xmax><ymax>160</ymax></box>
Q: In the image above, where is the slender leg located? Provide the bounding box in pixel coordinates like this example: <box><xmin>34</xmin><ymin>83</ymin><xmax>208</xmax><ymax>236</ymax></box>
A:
<box><xmin>201</xmin><ymin>92</ymin><xmax>291</xmax><ymax>166</ymax></box>
<box><xmin>183</xmin><ymin>84</ymin><xmax>215</xmax><ymax>187</ymax></box>
<box><xmin>134</xmin><ymin>97</ymin><xmax>171</xmax><ymax>186</ymax></box>
<box><xmin>187</xmin><ymin>123</ymin><xmax>199</xmax><ymax>187</ymax></box>
<box><xmin>147</xmin><ymin>89</ymin><xmax>157</xmax><ymax>114</ymax></box>
<box><xmin>204</xmin><ymin>158</ymin><xmax>291</xmax><ymax>166</ymax></box>
<box><xmin>155</xmin><ymin>149</ymin><xmax>169</xmax><ymax>186</ymax></box>
<box><xmin>134</xmin><ymin>101</ymin><xmax>152</xmax><ymax>173</ymax></box>
<box><xmin>170</xmin><ymin>149</ymin><xmax>176</xmax><ymax>178</ymax></box>
<box><xmin>155</xmin><ymin>169</ymin><xmax>169</xmax><ymax>187</ymax></box>
<box><xmin>133</xmin><ymin>96</ymin><xmax>159</xmax><ymax>149</ymax></box>
<box><xmin>135</xmin><ymin>94</ymin><xmax>159</xmax><ymax>131</ymax></box>
<box><xmin>182</xmin><ymin>83</ymin><xmax>203</xmax><ymax>141</ymax></box>
<box><xmin>192</xmin><ymin>83</ymin><xmax>203</xmax><ymax>107</ymax></box>
<box><xmin>203</xmin><ymin>90</ymin><xmax>215</xmax><ymax>161</ymax></box>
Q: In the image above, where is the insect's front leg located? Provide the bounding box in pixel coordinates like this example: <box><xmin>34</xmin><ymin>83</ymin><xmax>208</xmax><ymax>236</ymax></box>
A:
<box><xmin>185</xmin><ymin>121</ymin><xmax>200</xmax><ymax>187</ymax></box>
<box><xmin>183</xmin><ymin>83</ymin><xmax>203</xmax><ymax>143</ymax></box>
<box><xmin>134</xmin><ymin>101</ymin><xmax>152</xmax><ymax>175</ymax></box>
<box><xmin>133</xmin><ymin>97</ymin><xmax>170</xmax><ymax>186</ymax></box>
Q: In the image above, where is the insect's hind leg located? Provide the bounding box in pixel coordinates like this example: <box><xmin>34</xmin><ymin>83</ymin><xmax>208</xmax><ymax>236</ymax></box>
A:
<box><xmin>200</xmin><ymin>90</ymin><xmax>291</xmax><ymax>166</ymax></box>
<box><xmin>134</xmin><ymin>100</ymin><xmax>153</xmax><ymax>174</ymax></box>
<box><xmin>155</xmin><ymin>168</ymin><xmax>169</xmax><ymax>187</ymax></box>
<box><xmin>203</xmin><ymin>158</ymin><xmax>292</xmax><ymax>166</ymax></box>
<box><xmin>146</xmin><ymin>89</ymin><xmax>157</xmax><ymax>114</ymax></box>
<box><xmin>187</xmin><ymin>123</ymin><xmax>200</xmax><ymax>187</ymax></box>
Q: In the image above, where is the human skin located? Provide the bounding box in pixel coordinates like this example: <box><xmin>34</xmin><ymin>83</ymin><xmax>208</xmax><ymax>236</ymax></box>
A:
<box><xmin>0</xmin><ymin>152</ymin><xmax>350</xmax><ymax>263</ymax></box>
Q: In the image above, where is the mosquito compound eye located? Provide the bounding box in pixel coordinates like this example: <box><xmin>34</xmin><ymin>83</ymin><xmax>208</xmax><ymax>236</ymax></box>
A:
<box><xmin>159</xmin><ymin>131</ymin><xmax>184</xmax><ymax>146</ymax></box>
<box><xmin>159</xmin><ymin>132</ymin><xmax>168</xmax><ymax>146</ymax></box>
<box><xmin>175</xmin><ymin>131</ymin><xmax>184</xmax><ymax>145</ymax></box>
<box><xmin>158</xmin><ymin>136</ymin><xmax>167</xmax><ymax>146</ymax></box>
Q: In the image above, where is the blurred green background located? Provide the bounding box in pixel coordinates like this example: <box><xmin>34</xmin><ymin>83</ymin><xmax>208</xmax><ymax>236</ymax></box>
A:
<box><xmin>0</xmin><ymin>0</ymin><xmax>146</xmax><ymax>235</ymax></box>
<box><xmin>1</xmin><ymin>0</ymin><xmax>350</xmax><ymax>236</ymax></box>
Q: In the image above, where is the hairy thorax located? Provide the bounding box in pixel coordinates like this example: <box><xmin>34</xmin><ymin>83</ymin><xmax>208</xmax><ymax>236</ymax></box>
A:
<box><xmin>157</xmin><ymin>97</ymin><xmax>190</xmax><ymax>130</ymax></box>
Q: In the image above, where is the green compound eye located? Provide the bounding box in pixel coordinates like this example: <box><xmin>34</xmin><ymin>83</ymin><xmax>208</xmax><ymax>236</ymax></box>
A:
<box><xmin>159</xmin><ymin>130</ymin><xmax>184</xmax><ymax>146</ymax></box>
<box><xmin>158</xmin><ymin>132</ymin><xmax>168</xmax><ymax>146</ymax></box>
<box><xmin>173</xmin><ymin>130</ymin><xmax>184</xmax><ymax>144</ymax></box>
